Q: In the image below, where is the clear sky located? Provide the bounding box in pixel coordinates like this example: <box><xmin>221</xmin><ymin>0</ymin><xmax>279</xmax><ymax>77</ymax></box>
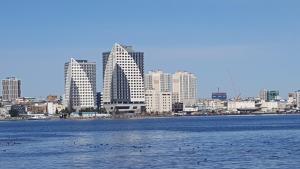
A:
<box><xmin>1</xmin><ymin>0</ymin><xmax>300</xmax><ymax>99</ymax></box>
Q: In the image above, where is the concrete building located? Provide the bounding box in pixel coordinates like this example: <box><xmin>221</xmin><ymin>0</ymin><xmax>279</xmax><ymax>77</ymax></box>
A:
<box><xmin>259</xmin><ymin>89</ymin><xmax>268</xmax><ymax>101</ymax></box>
<box><xmin>145</xmin><ymin>90</ymin><xmax>172</xmax><ymax>113</ymax></box>
<box><xmin>47</xmin><ymin>102</ymin><xmax>57</xmax><ymax>115</ymax></box>
<box><xmin>144</xmin><ymin>70</ymin><xmax>172</xmax><ymax>113</ymax></box>
<box><xmin>27</xmin><ymin>103</ymin><xmax>48</xmax><ymax>114</ymax></box>
<box><xmin>227</xmin><ymin>101</ymin><xmax>256</xmax><ymax>112</ymax></box>
<box><xmin>64</xmin><ymin>58</ymin><xmax>97</xmax><ymax>111</ymax></box>
<box><xmin>199</xmin><ymin>99</ymin><xmax>227</xmax><ymax>111</ymax></box>
<box><xmin>2</xmin><ymin>77</ymin><xmax>21</xmax><ymax>102</ymax></box>
<box><xmin>103</xmin><ymin>43</ymin><xmax>145</xmax><ymax>114</ymax></box>
<box><xmin>260</xmin><ymin>101</ymin><xmax>278</xmax><ymax>112</ymax></box>
<box><xmin>172</xmin><ymin>71</ymin><xmax>197</xmax><ymax>106</ymax></box>
<box><xmin>145</xmin><ymin>70</ymin><xmax>172</xmax><ymax>92</ymax></box>
<box><xmin>288</xmin><ymin>93</ymin><xmax>296</xmax><ymax>105</ymax></box>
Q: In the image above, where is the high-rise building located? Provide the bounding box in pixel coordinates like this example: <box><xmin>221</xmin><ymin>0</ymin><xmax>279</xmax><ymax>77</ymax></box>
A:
<box><xmin>64</xmin><ymin>58</ymin><xmax>96</xmax><ymax>111</ymax></box>
<box><xmin>267</xmin><ymin>90</ymin><xmax>279</xmax><ymax>101</ymax></box>
<box><xmin>259</xmin><ymin>89</ymin><xmax>279</xmax><ymax>101</ymax></box>
<box><xmin>103</xmin><ymin>43</ymin><xmax>145</xmax><ymax>113</ymax></box>
<box><xmin>2</xmin><ymin>77</ymin><xmax>21</xmax><ymax>102</ymax></box>
<box><xmin>144</xmin><ymin>70</ymin><xmax>172</xmax><ymax>113</ymax></box>
<box><xmin>172</xmin><ymin>71</ymin><xmax>197</xmax><ymax>106</ymax></box>
<box><xmin>145</xmin><ymin>70</ymin><xmax>172</xmax><ymax>92</ymax></box>
<box><xmin>259</xmin><ymin>89</ymin><xmax>268</xmax><ymax>101</ymax></box>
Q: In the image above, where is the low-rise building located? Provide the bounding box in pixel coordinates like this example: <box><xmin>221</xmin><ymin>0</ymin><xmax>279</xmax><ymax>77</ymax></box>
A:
<box><xmin>27</xmin><ymin>103</ymin><xmax>47</xmax><ymax>114</ymax></box>
<box><xmin>260</xmin><ymin>101</ymin><xmax>278</xmax><ymax>112</ymax></box>
<box><xmin>145</xmin><ymin>90</ymin><xmax>172</xmax><ymax>113</ymax></box>
<box><xmin>199</xmin><ymin>99</ymin><xmax>227</xmax><ymax>111</ymax></box>
<box><xmin>227</xmin><ymin>101</ymin><xmax>256</xmax><ymax>112</ymax></box>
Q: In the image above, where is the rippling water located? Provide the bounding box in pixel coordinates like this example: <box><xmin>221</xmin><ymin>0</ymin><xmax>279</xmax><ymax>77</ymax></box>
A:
<box><xmin>1</xmin><ymin>115</ymin><xmax>300</xmax><ymax>169</ymax></box>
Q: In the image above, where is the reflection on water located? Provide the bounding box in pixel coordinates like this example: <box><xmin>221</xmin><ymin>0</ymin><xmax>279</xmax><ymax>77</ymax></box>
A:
<box><xmin>0</xmin><ymin>115</ymin><xmax>300</xmax><ymax>169</ymax></box>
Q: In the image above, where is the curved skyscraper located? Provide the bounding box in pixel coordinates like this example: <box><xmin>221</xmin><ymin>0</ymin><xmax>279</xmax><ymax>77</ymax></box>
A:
<box><xmin>103</xmin><ymin>43</ymin><xmax>145</xmax><ymax>113</ymax></box>
<box><xmin>64</xmin><ymin>58</ymin><xmax>96</xmax><ymax>111</ymax></box>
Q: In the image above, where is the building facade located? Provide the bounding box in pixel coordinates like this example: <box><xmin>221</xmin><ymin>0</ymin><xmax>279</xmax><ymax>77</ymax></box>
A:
<box><xmin>64</xmin><ymin>58</ymin><xmax>96</xmax><ymax>111</ymax></box>
<box><xmin>2</xmin><ymin>77</ymin><xmax>21</xmax><ymax>102</ymax></box>
<box><xmin>145</xmin><ymin>90</ymin><xmax>172</xmax><ymax>113</ymax></box>
<box><xmin>103</xmin><ymin>43</ymin><xmax>145</xmax><ymax>113</ymax></box>
<box><xmin>267</xmin><ymin>90</ymin><xmax>279</xmax><ymax>101</ymax></box>
<box><xmin>227</xmin><ymin>101</ymin><xmax>256</xmax><ymax>112</ymax></box>
<box><xmin>145</xmin><ymin>70</ymin><xmax>172</xmax><ymax>92</ymax></box>
<box><xmin>144</xmin><ymin>70</ymin><xmax>172</xmax><ymax>113</ymax></box>
<box><xmin>172</xmin><ymin>71</ymin><xmax>197</xmax><ymax>106</ymax></box>
<box><xmin>260</xmin><ymin>89</ymin><xmax>279</xmax><ymax>101</ymax></box>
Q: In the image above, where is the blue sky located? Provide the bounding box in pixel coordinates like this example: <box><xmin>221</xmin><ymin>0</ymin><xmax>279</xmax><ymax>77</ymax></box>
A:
<box><xmin>0</xmin><ymin>0</ymin><xmax>300</xmax><ymax>99</ymax></box>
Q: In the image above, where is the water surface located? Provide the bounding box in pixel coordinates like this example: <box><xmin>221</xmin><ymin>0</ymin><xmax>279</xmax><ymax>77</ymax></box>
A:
<box><xmin>1</xmin><ymin>115</ymin><xmax>300</xmax><ymax>169</ymax></box>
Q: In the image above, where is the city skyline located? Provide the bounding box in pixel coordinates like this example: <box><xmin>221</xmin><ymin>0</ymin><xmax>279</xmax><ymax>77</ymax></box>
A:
<box><xmin>1</xmin><ymin>0</ymin><xmax>300</xmax><ymax>98</ymax></box>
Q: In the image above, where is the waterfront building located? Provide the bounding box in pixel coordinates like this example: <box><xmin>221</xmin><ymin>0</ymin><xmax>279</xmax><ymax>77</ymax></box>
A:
<box><xmin>260</xmin><ymin>101</ymin><xmax>278</xmax><ymax>112</ymax></box>
<box><xmin>227</xmin><ymin>101</ymin><xmax>256</xmax><ymax>112</ymax></box>
<box><xmin>2</xmin><ymin>77</ymin><xmax>21</xmax><ymax>102</ymax></box>
<box><xmin>288</xmin><ymin>93</ymin><xmax>296</xmax><ymax>105</ymax></box>
<box><xmin>144</xmin><ymin>70</ymin><xmax>172</xmax><ymax>113</ymax></box>
<box><xmin>172</xmin><ymin>71</ymin><xmax>197</xmax><ymax>106</ymax></box>
<box><xmin>27</xmin><ymin>103</ymin><xmax>48</xmax><ymax>114</ymax></box>
<box><xmin>198</xmin><ymin>99</ymin><xmax>227</xmax><ymax>111</ymax></box>
<box><xmin>145</xmin><ymin>90</ymin><xmax>172</xmax><ymax>113</ymax></box>
<box><xmin>10</xmin><ymin>104</ymin><xmax>27</xmax><ymax>116</ymax></box>
<box><xmin>103</xmin><ymin>43</ymin><xmax>145</xmax><ymax>113</ymax></box>
<box><xmin>64</xmin><ymin>58</ymin><xmax>97</xmax><ymax>111</ymax></box>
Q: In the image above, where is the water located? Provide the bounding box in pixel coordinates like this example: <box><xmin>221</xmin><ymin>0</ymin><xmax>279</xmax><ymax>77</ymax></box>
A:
<box><xmin>1</xmin><ymin>115</ymin><xmax>300</xmax><ymax>169</ymax></box>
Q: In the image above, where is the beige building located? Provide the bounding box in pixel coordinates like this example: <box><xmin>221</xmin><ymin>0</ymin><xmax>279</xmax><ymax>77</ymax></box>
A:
<box><xmin>172</xmin><ymin>71</ymin><xmax>197</xmax><ymax>106</ymax></box>
<box><xmin>145</xmin><ymin>70</ymin><xmax>172</xmax><ymax>92</ymax></box>
<box><xmin>227</xmin><ymin>101</ymin><xmax>256</xmax><ymax>112</ymax></box>
<box><xmin>144</xmin><ymin>70</ymin><xmax>172</xmax><ymax>113</ymax></box>
<box><xmin>145</xmin><ymin>90</ymin><xmax>172</xmax><ymax>113</ymax></box>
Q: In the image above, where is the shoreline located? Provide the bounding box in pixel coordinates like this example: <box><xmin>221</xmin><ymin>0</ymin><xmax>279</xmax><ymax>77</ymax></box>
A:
<box><xmin>1</xmin><ymin>112</ymin><xmax>300</xmax><ymax>121</ymax></box>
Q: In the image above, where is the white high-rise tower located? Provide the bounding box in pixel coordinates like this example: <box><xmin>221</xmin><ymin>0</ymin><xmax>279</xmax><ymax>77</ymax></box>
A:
<box><xmin>64</xmin><ymin>58</ymin><xmax>96</xmax><ymax>111</ymax></box>
<box><xmin>103</xmin><ymin>43</ymin><xmax>145</xmax><ymax>113</ymax></box>
<box><xmin>172</xmin><ymin>71</ymin><xmax>197</xmax><ymax>106</ymax></box>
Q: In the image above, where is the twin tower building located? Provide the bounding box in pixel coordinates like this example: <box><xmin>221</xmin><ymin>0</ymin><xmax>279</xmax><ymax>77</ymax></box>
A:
<box><xmin>64</xmin><ymin>43</ymin><xmax>197</xmax><ymax>113</ymax></box>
